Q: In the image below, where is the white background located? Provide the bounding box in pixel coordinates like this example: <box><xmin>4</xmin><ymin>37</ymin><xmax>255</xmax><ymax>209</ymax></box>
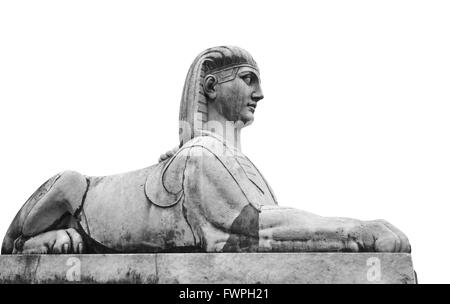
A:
<box><xmin>1</xmin><ymin>0</ymin><xmax>449</xmax><ymax>283</ymax></box>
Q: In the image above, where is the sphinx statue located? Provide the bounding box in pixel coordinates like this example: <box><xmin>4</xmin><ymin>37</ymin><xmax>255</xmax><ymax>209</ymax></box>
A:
<box><xmin>1</xmin><ymin>46</ymin><xmax>410</xmax><ymax>255</ymax></box>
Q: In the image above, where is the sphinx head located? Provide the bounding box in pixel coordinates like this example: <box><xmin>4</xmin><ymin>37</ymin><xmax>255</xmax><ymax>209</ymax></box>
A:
<box><xmin>179</xmin><ymin>46</ymin><xmax>263</xmax><ymax>145</ymax></box>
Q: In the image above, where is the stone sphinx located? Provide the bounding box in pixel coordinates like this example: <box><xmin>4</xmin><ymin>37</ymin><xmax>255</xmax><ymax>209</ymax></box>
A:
<box><xmin>2</xmin><ymin>46</ymin><xmax>410</xmax><ymax>255</ymax></box>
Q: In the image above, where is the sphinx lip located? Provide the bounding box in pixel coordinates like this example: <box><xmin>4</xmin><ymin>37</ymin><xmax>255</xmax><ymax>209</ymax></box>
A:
<box><xmin>247</xmin><ymin>103</ymin><xmax>257</xmax><ymax>112</ymax></box>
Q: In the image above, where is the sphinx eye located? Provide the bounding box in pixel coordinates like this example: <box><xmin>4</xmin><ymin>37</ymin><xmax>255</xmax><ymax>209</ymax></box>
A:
<box><xmin>243</xmin><ymin>75</ymin><xmax>253</xmax><ymax>85</ymax></box>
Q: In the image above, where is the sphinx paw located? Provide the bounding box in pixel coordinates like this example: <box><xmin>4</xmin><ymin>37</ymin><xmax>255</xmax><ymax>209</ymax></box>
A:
<box><xmin>17</xmin><ymin>228</ymin><xmax>84</xmax><ymax>254</ymax></box>
<box><xmin>50</xmin><ymin>228</ymin><xmax>84</xmax><ymax>254</ymax></box>
<box><xmin>356</xmin><ymin>220</ymin><xmax>411</xmax><ymax>253</ymax></box>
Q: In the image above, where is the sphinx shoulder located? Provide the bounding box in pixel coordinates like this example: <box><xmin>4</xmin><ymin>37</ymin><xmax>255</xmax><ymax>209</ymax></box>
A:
<box><xmin>145</xmin><ymin>135</ymin><xmax>227</xmax><ymax>207</ymax></box>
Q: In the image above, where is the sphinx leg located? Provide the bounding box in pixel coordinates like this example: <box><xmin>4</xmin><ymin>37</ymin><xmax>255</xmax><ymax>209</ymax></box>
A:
<box><xmin>1</xmin><ymin>171</ymin><xmax>89</xmax><ymax>254</ymax></box>
<box><xmin>257</xmin><ymin>206</ymin><xmax>411</xmax><ymax>253</ymax></box>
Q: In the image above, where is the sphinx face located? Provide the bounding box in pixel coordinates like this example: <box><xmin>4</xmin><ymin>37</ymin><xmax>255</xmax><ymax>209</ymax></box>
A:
<box><xmin>213</xmin><ymin>66</ymin><xmax>264</xmax><ymax>127</ymax></box>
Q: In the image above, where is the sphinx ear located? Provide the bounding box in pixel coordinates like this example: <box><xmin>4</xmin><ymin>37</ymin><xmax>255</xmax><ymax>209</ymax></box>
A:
<box><xmin>204</xmin><ymin>75</ymin><xmax>217</xmax><ymax>100</ymax></box>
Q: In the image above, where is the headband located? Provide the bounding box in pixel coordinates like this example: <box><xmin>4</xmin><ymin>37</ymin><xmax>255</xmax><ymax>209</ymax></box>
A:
<box><xmin>208</xmin><ymin>63</ymin><xmax>259</xmax><ymax>84</ymax></box>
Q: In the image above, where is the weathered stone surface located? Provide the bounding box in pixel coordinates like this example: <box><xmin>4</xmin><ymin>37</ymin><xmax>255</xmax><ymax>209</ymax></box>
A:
<box><xmin>0</xmin><ymin>253</ymin><xmax>416</xmax><ymax>284</ymax></box>
<box><xmin>0</xmin><ymin>254</ymin><xmax>157</xmax><ymax>283</ymax></box>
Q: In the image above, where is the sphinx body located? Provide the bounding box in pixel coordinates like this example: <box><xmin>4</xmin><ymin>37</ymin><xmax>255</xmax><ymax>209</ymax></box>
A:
<box><xmin>2</xmin><ymin>131</ymin><xmax>410</xmax><ymax>254</ymax></box>
<box><xmin>1</xmin><ymin>46</ymin><xmax>411</xmax><ymax>254</ymax></box>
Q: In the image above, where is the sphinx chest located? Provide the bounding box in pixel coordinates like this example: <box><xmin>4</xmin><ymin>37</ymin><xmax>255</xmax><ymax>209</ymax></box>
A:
<box><xmin>233</xmin><ymin>153</ymin><xmax>277</xmax><ymax>206</ymax></box>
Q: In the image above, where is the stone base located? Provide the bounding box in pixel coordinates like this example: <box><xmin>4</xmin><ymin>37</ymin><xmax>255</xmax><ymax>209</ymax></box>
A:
<box><xmin>0</xmin><ymin>253</ymin><xmax>416</xmax><ymax>284</ymax></box>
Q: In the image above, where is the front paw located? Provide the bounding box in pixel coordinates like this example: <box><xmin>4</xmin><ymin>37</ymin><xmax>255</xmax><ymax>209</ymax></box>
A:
<box><xmin>351</xmin><ymin>220</ymin><xmax>411</xmax><ymax>253</ymax></box>
<box><xmin>14</xmin><ymin>229</ymin><xmax>85</xmax><ymax>254</ymax></box>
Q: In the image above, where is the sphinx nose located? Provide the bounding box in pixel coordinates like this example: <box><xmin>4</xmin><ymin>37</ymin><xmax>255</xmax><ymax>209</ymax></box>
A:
<box><xmin>251</xmin><ymin>87</ymin><xmax>264</xmax><ymax>102</ymax></box>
